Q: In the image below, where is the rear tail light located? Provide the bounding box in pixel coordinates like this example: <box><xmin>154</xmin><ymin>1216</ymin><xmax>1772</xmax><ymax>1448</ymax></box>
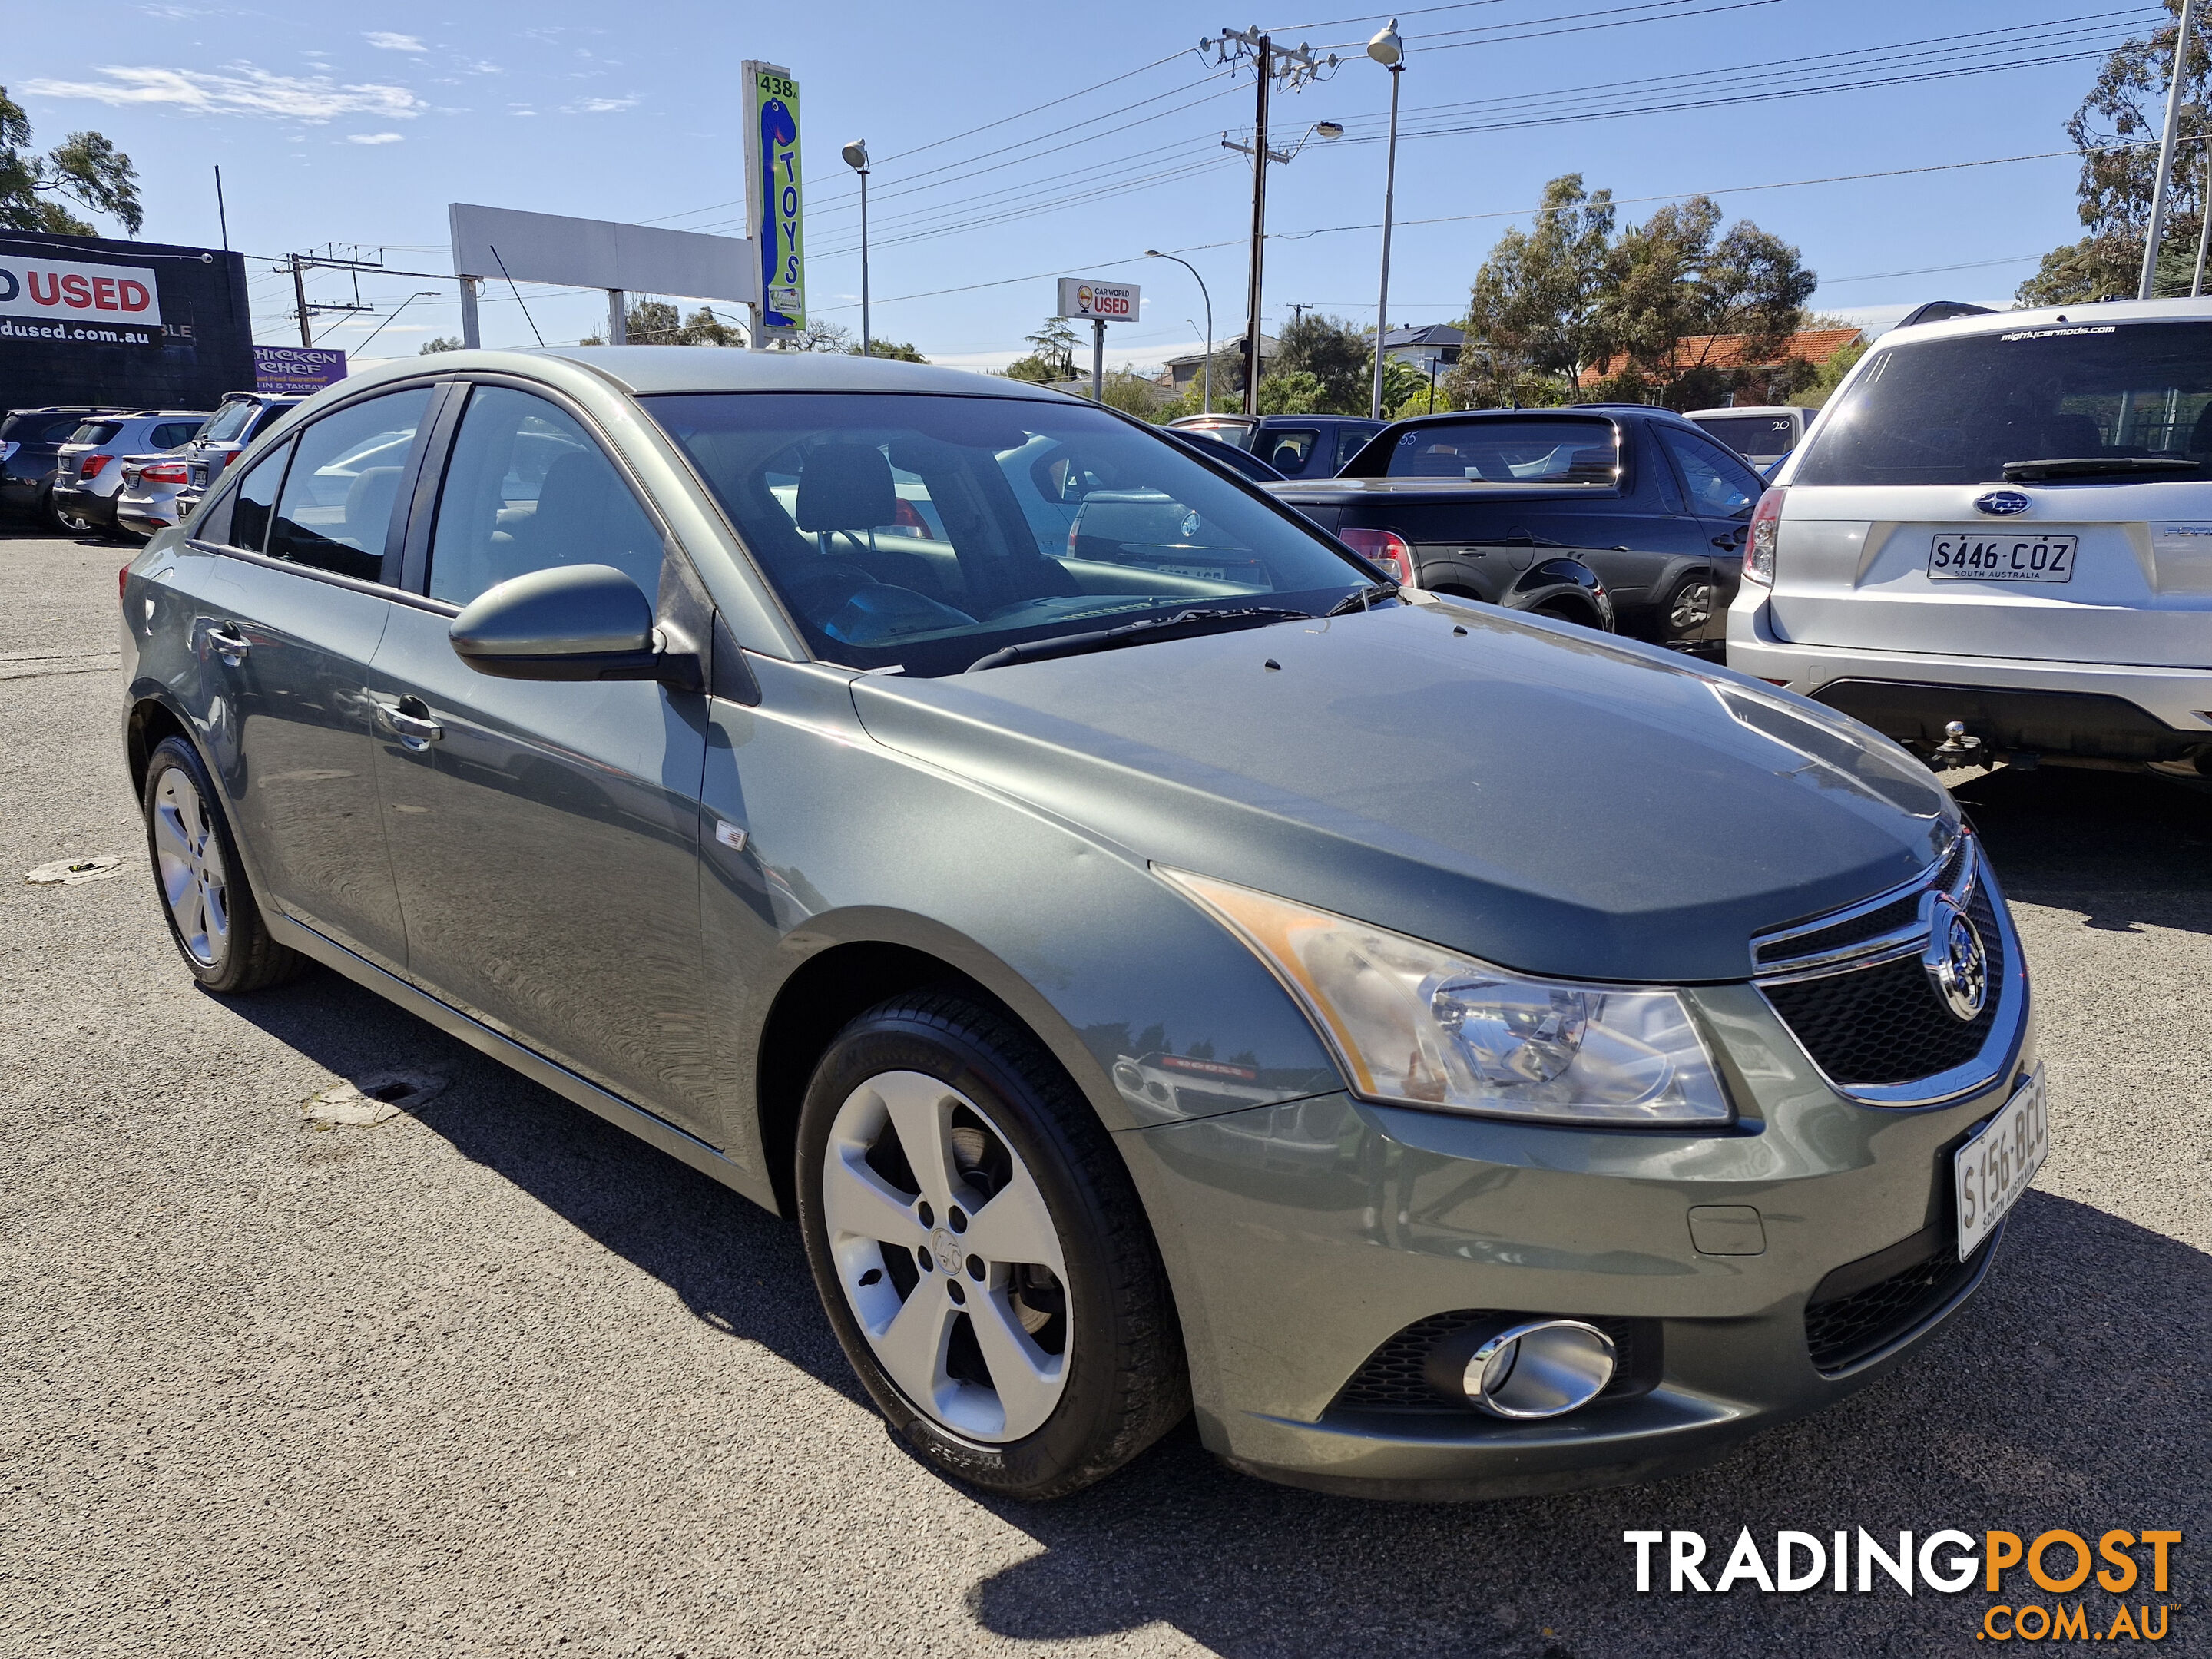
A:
<box><xmin>1337</xmin><ymin>527</ymin><xmax>1413</xmax><ymax>585</ymax></box>
<box><xmin>141</xmin><ymin>462</ymin><xmax>189</xmax><ymax>485</ymax></box>
<box><xmin>118</xmin><ymin>562</ymin><xmax>132</xmax><ymax>606</ymax></box>
<box><xmin>1745</xmin><ymin>486</ymin><xmax>1786</xmax><ymax>584</ymax></box>
<box><xmin>219</xmin><ymin>449</ymin><xmax>240</xmax><ymax>470</ymax></box>
<box><xmin>891</xmin><ymin>498</ymin><xmax>934</xmax><ymax>538</ymax></box>
<box><xmin>79</xmin><ymin>452</ymin><xmax>113</xmax><ymax>480</ymax></box>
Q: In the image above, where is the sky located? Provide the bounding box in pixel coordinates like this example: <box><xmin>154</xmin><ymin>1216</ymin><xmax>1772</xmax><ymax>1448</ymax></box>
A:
<box><xmin>8</xmin><ymin>0</ymin><xmax>2175</xmax><ymax>374</ymax></box>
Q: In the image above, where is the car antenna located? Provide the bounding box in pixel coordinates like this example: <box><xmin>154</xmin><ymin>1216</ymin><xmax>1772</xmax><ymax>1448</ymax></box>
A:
<box><xmin>487</xmin><ymin>243</ymin><xmax>546</xmax><ymax>347</ymax></box>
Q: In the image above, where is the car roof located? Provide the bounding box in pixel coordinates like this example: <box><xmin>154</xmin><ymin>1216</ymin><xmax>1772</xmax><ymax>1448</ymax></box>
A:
<box><xmin>505</xmin><ymin>345</ymin><xmax>1074</xmax><ymax>400</ymax></box>
<box><xmin>1684</xmin><ymin>406</ymin><xmax>1800</xmax><ymax>419</ymax></box>
<box><xmin>1876</xmin><ymin>294</ymin><xmax>2212</xmax><ymax>345</ymax></box>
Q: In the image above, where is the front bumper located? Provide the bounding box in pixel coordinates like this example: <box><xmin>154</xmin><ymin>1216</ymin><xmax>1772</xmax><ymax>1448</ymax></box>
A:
<box><xmin>1114</xmin><ymin>979</ymin><xmax>2033</xmax><ymax>1499</ymax></box>
<box><xmin>1727</xmin><ymin>588</ymin><xmax>2212</xmax><ymax>760</ymax></box>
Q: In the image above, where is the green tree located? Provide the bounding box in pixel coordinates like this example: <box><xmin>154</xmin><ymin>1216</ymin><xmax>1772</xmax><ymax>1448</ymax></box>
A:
<box><xmin>581</xmin><ymin>300</ymin><xmax>747</xmax><ymax>346</ymax></box>
<box><xmin>0</xmin><ymin>86</ymin><xmax>142</xmax><ymax>235</ymax></box>
<box><xmin>1270</xmin><ymin>313</ymin><xmax>1371</xmax><ymax>412</ymax></box>
<box><xmin>418</xmin><ymin>336</ymin><xmax>463</xmax><ymax>355</ymax></box>
<box><xmin>1596</xmin><ymin>197</ymin><xmax>1814</xmax><ymax>409</ymax></box>
<box><xmin>2022</xmin><ymin>1</ymin><xmax>2209</xmax><ymax>303</ymax></box>
<box><xmin>851</xmin><ymin>339</ymin><xmax>928</xmax><ymax>362</ymax></box>
<box><xmin>1025</xmin><ymin>316</ymin><xmax>1079</xmax><ymax>378</ymax></box>
<box><xmin>1253</xmin><ymin>369</ymin><xmax>1330</xmax><ymax>416</ymax></box>
<box><xmin>1446</xmin><ymin>174</ymin><xmax>1617</xmax><ymax>408</ymax></box>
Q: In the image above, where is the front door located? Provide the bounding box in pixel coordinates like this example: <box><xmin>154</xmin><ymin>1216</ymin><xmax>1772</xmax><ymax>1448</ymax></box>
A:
<box><xmin>368</xmin><ymin>382</ymin><xmax>714</xmax><ymax>1136</ymax></box>
<box><xmin>1654</xmin><ymin>423</ymin><xmax>1763</xmax><ymax>641</ymax></box>
<box><xmin>187</xmin><ymin>386</ymin><xmax>432</xmax><ymax>972</ymax></box>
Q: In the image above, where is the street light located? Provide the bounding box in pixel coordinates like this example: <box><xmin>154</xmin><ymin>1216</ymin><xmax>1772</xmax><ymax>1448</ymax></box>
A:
<box><xmin>842</xmin><ymin>139</ymin><xmax>872</xmax><ymax>356</ymax></box>
<box><xmin>1147</xmin><ymin>250</ymin><xmax>1214</xmax><ymax>413</ymax></box>
<box><xmin>1367</xmin><ymin>19</ymin><xmax>1405</xmax><ymax>420</ymax></box>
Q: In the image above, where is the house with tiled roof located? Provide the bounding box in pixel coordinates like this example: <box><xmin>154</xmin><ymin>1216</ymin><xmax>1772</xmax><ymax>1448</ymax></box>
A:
<box><xmin>1577</xmin><ymin>326</ymin><xmax>1863</xmax><ymax>402</ymax></box>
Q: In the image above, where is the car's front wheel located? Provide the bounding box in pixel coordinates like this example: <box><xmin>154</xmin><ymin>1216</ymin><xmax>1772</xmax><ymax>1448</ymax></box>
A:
<box><xmin>796</xmin><ymin>993</ymin><xmax>1187</xmax><ymax>1499</ymax></box>
<box><xmin>141</xmin><ymin>734</ymin><xmax>304</xmax><ymax>993</ymax></box>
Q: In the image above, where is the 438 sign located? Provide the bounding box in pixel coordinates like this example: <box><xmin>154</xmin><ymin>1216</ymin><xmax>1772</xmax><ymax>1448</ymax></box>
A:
<box><xmin>743</xmin><ymin>61</ymin><xmax>805</xmax><ymax>330</ymax></box>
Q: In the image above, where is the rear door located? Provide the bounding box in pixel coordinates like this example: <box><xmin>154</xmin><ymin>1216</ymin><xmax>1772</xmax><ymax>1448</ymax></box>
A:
<box><xmin>366</xmin><ymin>379</ymin><xmax>714</xmax><ymax>1136</ymax></box>
<box><xmin>180</xmin><ymin>386</ymin><xmax>433</xmax><ymax>972</ymax></box>
<box><xmin>1773</xmin><ymin>318</ymin><xmax>2212</xmax><ymax>667</ymax></box>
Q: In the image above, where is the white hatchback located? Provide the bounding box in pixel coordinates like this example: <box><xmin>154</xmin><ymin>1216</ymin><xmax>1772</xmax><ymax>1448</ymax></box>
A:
<box><xmin>1728</xmin><ymin>298</ymin><xmax>2212</xmax><ymax>776</ymax></box>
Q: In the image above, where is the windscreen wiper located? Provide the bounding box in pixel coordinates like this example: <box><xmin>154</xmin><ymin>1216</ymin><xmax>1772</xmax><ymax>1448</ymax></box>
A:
<box><xmin>1325</xmin><ymin>581</ymin><xmax>1401</xmax><ymax>615</ymax></box>
<box><xmin>965</xmin><ymin>606</ymin><xmax>1314</xmax><ymax>672</ymax></box>
<box><xmin>2000</xmin><ymin>456</ymin><xmax>2202</xmax><ymax>481</ymax></box>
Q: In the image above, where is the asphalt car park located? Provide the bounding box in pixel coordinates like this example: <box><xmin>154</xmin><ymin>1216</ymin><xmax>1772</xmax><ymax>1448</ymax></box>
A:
<box><xmin>3</xmin><ymin>523</ymin><xmax>2204</xmax><ymax>1656</ymax></box>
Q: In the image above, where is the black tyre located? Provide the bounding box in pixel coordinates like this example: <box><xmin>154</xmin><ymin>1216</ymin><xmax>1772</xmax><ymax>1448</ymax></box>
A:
<box><xmin>141</xmin><ymin>734</ymin><xmax>305</xmax><ymax>993</ymax></box>
<box><xmin>795</xmin><ymin>992</ymin><xmax>1187</xmax><ymax>1499</ymax></box>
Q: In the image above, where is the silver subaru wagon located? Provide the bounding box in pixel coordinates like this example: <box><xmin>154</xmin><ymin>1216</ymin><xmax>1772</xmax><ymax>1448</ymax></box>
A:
<box><xmin>120</xmin><ymin>349</ymin><xmax>2039</xmax><ymax>1501</ymax></box>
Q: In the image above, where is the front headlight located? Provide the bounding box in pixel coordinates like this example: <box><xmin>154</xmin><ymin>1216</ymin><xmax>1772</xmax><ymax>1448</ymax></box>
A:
<box><xmin>1159</xmin><ymin>869</ymin><xmax>1732</xmax><ymax>1127</ymax></box>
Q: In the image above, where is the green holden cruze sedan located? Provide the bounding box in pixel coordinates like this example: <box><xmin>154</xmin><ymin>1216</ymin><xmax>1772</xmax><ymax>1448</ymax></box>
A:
<box><xmin>119</xmin><ymin>349</ymin><xmax>2041</xmax><ymax>1501</ymax></box>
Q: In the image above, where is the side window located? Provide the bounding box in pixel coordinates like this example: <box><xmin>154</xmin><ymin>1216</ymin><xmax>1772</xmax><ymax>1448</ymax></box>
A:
<box><xmin>1335</xmin><ymin>426</ymin><xmax>1376</xmax><ymax>469</ymax></box>
<box><xmin>266</xmin><ymin>387</ymin><xmax>432</xmax><ymax>582</ymax></box>
<box><xmin>227</xmin><ymin>439</ymin><xmax>290</xmax><ymax>554</ymax></box>
<box><xmin>428</xmin><ymin>386</ymin><xmax>664</xmax><ymax>608</ymax></box>
<box><xmin>1659</xmin><ymin>427</ymin><xmax>1760</xmax><ymax>518</ymax></box>
<box><xmin>1647</xmin><ymin>435</ymin><xmax>1687</xmax><ymax>514</ymax></box>
<box><xmin>151</xmin><ymin>422</ymin><xmax>201</xmax><ymax>450</ymax></box>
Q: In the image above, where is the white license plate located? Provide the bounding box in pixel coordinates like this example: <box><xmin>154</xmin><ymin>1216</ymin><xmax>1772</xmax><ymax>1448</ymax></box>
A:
<box><xmin>1954</xmin><ymin>1065</ymin><xmax>2048</xmax><ymax>1260</ymax></box>
<box><xmin>1928</xmin><ymin>532</ymin><xmax>2077</xmax><ymax>582</ymax></box>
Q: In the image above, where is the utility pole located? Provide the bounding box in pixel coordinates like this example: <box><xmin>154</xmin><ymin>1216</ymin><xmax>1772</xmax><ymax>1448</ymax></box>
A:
<box><xmin>290</xmin><ymin>253</ymin><xmax>311</xmax><ymax>346</ymax></box>
<box><xmin>213</xmin><ymin>165</ymin><xmax>228</xmax><ymax>251</ymax></box>
<box><xmin>1203</xmin><ymin>30</ymin><xmax>1339</xmax><ymax>416</ymax></box>
<box><xmin>2141</xmin><ymin>0</ymin><xmax>2198</xmax><ymax>300</ymax></box>
<box><xmin>1243</xmin><ymin>35</ymin><xmax>1270</xmax><ymax>415</ymax></box>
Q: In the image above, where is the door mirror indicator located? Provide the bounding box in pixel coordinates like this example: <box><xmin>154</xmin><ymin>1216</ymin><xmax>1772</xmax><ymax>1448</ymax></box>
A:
<box><xmin>448</xmin><ymin>563</ymin><xmax>697</xmax><ymax>687</ymax></box>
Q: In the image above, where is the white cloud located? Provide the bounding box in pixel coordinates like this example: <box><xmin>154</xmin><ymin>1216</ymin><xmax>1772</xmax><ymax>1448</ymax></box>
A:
<box><xmin>363</xmin><ymin>31</ymin><xmax>426</xmax><ymax>51</ymax></box>
<box><xmin>24</xmin><ymin>64</ymin><xmax>426</xmax><ymax>123</ymax></box>
<box><xmin>564</xmin><ymin>95</ymin><xmax>636</xmax><ymax>114</ymax></box>
<box><xmin>346</xmin><ymin>131</ymin><xmax>404</xmax><ymax>144</ymax></box>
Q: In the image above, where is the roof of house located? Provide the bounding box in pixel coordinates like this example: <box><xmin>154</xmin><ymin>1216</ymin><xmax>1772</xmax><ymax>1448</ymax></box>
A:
<box><xmin>1161</xmin><ymin>333</ymin><xmax>1279</xmax><ymax>369</ymax></box>
<box><xmin>1381</xmin><ymin>323</ymin><xmax>1464</xmax><ymax>349</ymax></box>
<box><xmin>1578</xmin><ymin>326</ymin><xmax>1863</xmax><ymax>385</ymax></box>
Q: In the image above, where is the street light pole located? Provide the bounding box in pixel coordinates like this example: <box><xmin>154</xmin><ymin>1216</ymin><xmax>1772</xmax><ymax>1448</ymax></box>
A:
<box><xmin>2141</xmin><ymin>0</ymin><xmax>2197</xmax><ymax>300</ymax></box>
<box><xmin>1147</xmin><ymin>250</ymin><xmax>1213</xmax><ymax>412</ymax></box>
<box><xmin>842</xmin><ymin>141</ymin><xmax>872</xmax><ymax>356</ymax></box>
<box><xmin>1243</xmin><ymin>35</ymin><xmax>1271</xmax><ymax>415</ymax></box>
<box><xmin>1367</xmin><ymin>22</ymin><xmax>1405</xmax><ymax>420</ymax></box>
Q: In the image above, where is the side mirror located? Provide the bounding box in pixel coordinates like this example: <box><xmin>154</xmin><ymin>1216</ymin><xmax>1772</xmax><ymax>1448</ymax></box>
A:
<box><xmin>449</xmin><ymin>563</ymin><xmax>694</xmax><ymax>685</ymax></box>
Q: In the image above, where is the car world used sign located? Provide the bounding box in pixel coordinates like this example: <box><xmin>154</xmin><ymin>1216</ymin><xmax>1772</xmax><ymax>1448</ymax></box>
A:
<box><xmin>1056</xmin><ymin>277</ymin><xmax>1140</xmax><ymax>322</ymax></box>
<box><xmin>252</xmin><ymin>346</ymin><xmax>349</xmax><ymax>396</ymax></box>
<box><xmin>0</xmin><ymin>253</ymin><xmax>163</xmax><ymax>346</ymax></box>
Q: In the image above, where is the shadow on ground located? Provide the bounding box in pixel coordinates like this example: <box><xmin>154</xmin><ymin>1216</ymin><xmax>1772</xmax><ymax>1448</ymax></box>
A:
<box><xmin>216</xmin><ymin>962</ymin><xmax>2206</xmax><ymax>1657</ymax></box>
<box><xmin>1955</xmin><ymin>765</ymin><xmax>2212</xmax><ymax>935</ymax></box>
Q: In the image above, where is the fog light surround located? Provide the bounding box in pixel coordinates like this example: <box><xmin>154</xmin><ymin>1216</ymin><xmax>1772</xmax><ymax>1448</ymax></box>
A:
<box><xmin>1426</xmin><ymin>1318</ymin><xmax>1618</xmax><ymax>1419</ymax></box>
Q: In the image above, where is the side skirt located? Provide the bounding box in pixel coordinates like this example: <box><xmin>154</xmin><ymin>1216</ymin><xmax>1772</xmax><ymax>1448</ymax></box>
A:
<box><xmin>263</xmin><ymin>910</ymin><xmax>783</xmax><ymax>1216</ymax></box>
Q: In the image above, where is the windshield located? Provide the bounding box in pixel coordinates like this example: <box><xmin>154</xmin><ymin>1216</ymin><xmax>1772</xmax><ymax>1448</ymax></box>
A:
<box><xmin>1381</xmin><ymin>418</ymin><xmax>1620</xmax><ymax>482</ymax></box>
<box><xmin>1796</xmin><ymin>320</ymin><xmax>2212</xmax><ymax>486</ymax></box>
<box><xmin>644</xmin><ymin>392</ymin><xmax>1374</xmax><ymax>676</ymax></box>
<box><xmin>1694</xmin><ymin>413</ymin><xmax>1796</xmax><ymax>459</ymax></box>
<box><xmin>199</xmin><ymin>400</ymin><xmax>261</xmax><ymax>445</ymax></box>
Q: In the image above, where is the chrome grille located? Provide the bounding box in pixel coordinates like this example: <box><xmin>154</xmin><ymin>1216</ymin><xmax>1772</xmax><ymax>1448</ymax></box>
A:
<box><xmin>1752</xmin><ymin>830</ymin><xmax>2022</xmax><ymax>1105</ymax></box>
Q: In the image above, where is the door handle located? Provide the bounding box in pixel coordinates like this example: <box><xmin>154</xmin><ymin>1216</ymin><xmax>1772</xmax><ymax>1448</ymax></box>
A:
<box><xmin>206</xmin><ymin>623</ymin><xmax>251</xmax><ymax>662</ymax></box>
<box><xmin>376</xmin><ymin>697</ymin><xmax>444</xmax><ymax>748</ymax></box>
<box><xmin>1713</xmin><ymin>533</ymin><xmax>1743</xmax><ymax>550</ymax></box>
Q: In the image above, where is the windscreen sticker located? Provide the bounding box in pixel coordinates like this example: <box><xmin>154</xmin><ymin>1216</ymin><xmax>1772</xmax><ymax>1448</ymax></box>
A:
<box><xmin>1998</xmin><ymin>325</ymin><xmax>2119</xmax><ymax>342</ymax></box>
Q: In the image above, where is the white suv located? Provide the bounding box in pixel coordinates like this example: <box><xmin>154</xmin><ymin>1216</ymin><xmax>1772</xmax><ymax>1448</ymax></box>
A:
<box><xmin>1729</xmin><ymin>298</ymin><xmax>2212</xmax><ymax>777</ymax></box>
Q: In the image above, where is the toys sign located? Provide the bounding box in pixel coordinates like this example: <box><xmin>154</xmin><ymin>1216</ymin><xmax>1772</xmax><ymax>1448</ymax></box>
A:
<box><xmin>1057</xmin><ymin>278</ymin><xmax>1140</xmax><ymax>322</ymax></box>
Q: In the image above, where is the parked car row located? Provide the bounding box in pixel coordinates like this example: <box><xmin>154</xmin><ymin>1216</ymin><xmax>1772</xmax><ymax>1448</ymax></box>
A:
<box><xmin>2</xmin><ymin>390</ymin><xmax>303</xmax><ymax>540</ymax></box>
<box><xmin>120</xmin><ymin>346</ymin><xmax>2035</xmax><ymax>1508</ymax></box>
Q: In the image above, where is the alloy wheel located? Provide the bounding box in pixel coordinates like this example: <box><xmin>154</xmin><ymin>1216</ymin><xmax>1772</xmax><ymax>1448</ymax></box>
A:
<box><xmin>151</xmin><ymin>767</ymin><xmax>230</xmax><ymax>968</ymax></box>
<box><xmin>821</xmin><ymin>1069</ymin><xmax>1071</xmax><ymax>1443</ymax></box>
<box><xmin>1670</xmin><ymin>580</ymin><xmax>1716</xmax><ymax>634</ymax></box>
